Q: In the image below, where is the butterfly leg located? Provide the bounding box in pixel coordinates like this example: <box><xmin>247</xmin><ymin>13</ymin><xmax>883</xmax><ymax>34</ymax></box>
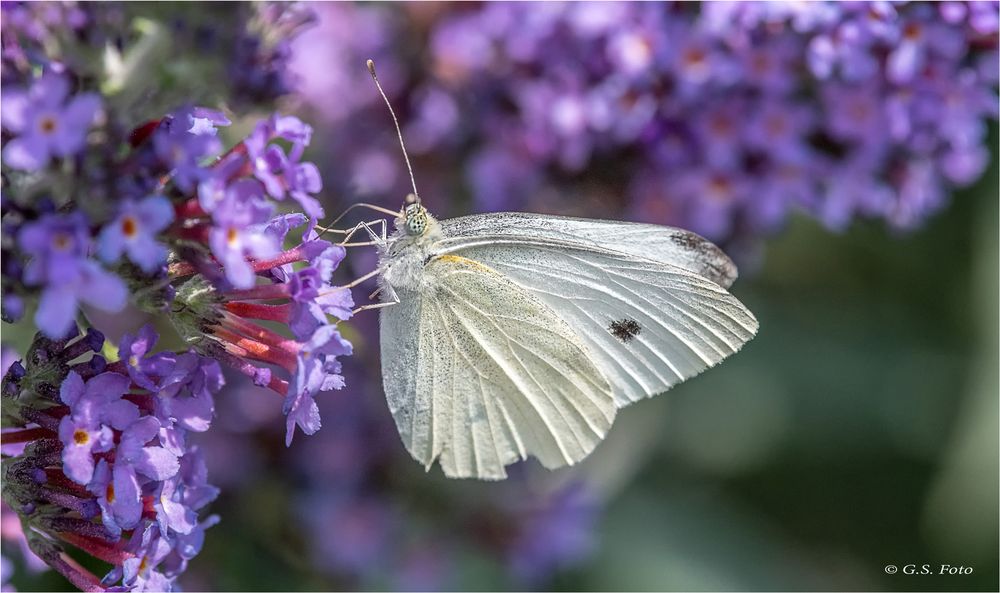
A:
<box><xmin>327</xmin><ymin>219</ymin><xmax>387</xmax><ymax>247</ymax></box>
<box><xmin>339</xmin><ymin>266</ymin><xmax>382</xmax><ymax>290</ymax></box>
<box><xmin>316</xmin><ymin>202</ymin><xmax>400</xmax><ymax>239</ymax></box>
<box><xmin>352</xmin><ymin>282</ymin><xmax>398</xmax><ymax>314</ymax></box>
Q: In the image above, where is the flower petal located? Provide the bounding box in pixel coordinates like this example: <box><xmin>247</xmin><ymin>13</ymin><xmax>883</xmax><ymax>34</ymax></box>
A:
<box><xmin>111</xmin><ymin>463</ymin><xmax>143</xmax><ymax>529</ymax></box>
<box><xmin>35</xmin><ymin>287</ymin><xmax>78</xmax><ymax>339</ymax></box>
<box><xmin>136</xmin><ymin>446</ymin><xmax>180</xmax><ymax>481</ymax></box>
<box><xmin>78</xmin><ymin>262</ymin><xmax>127</xmax><ymax>313</ymax></box>
<box><xmin>0</xmin><ymin>89</ymin><xmax>29</xmax><ymax>132</ymax></box>
<box><xmin>2</xmin><ymin>135</ymin><xmax>50</xmax><ymax>171</ymax></box>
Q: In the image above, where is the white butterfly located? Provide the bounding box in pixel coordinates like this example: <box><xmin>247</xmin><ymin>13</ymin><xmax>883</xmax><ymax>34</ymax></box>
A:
<box><xmin>349</xmin><ymin>61</ymin><xmax>758</xmax><ymax>480</ymax></box>
<box><xmin>370</xmin><ymin>202</ymin><xmax>758</xmax><ymax>480</ymax></box>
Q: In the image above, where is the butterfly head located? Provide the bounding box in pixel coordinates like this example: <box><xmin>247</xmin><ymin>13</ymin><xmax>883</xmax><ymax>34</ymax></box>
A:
<box><xmin>403</xmin><ymin>198</ymin><xmax>429</xmax><ymax>236</ymax></box>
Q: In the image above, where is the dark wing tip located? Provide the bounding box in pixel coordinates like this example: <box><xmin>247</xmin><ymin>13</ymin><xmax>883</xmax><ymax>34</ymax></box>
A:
<box><xmin>668</xmin><ymin>231</ymin><xmax>738</xmax><ymax>288</ymax></box>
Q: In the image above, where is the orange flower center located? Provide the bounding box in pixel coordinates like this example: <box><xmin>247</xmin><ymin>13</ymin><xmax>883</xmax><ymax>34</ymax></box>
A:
<box><xmin>52</xmin><ymin>233</ymin><xmax>72</xmax><ymax>251</ymax></box>
<box><xmin>39</xmin><ymin>116</ymin><xmax>57</xmax><ymax>134</ymax></box>
<box><xmin>106</xmin><ymin>483</ymin><xmax>115</xmax><ymax>503</ymax></box>
<box><xmin>766</xmin><ymin>115</ymin><xmax>787</xmax><ymax>136</ymax></box>
<box><xmin>227</xmin><ymin>227</ymin><xmax>239</xmax><ymax>246</ymax></box>
<box><xmin>121</xmin><ymin>216</ymin><xmax>138</xmax><ymax>238</ymax></box>
<box><xmin>707</xmin><ymin>175</ymin><xmax>733</xmax><ymax>201</ymax></box>
<box><xmin>73</xmin><ymin>429</ymin><xmax>89</xmax><ymax>445</ymax></box>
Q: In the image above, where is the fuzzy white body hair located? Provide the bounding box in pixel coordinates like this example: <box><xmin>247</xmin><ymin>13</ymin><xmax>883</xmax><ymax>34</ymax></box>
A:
<box><xmin>377</xmin><ymin>211</ymin><xmax>443</xmax><ymax>294</ymax></box>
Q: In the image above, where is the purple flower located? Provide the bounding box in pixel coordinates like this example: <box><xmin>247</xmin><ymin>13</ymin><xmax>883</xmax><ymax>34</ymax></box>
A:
<box><xmin>288</xmin><ymin>160</ymin><xmax>324</xmax><ymax>222</ymax></box>
<box><xmin>206</xmin><ymin>179</ymin><xmax>279</xmax><ymax>288</ymax></box>
<box><xmin>287</xmin><ymin>243</ymin><xmax>353</xmax><ymax>339</ymax></box>
<box><xmin>58</xmin><ymin>371</ymin><xmax>136</xmax><ymax>484</ymax></box>
<box><xmin>112</xmin><ymin>524</ymin><xmax>175</xmax><ymax>592</ymax></box>
<box><xmin>261</xmin><ymin>212</ymin><xmax>308</xmax><ymax>247</ymax></box>
<box><xmin>102</xmin><ymin>416</ymin><xmax>180</xmax><ymax>532</ymax></box>
<box><xmin>153</xmin><ymin>477</ymin><xmax>198</xmax><ymax>537</ymax></box>
<box><xmin>18</xmin><ymin>212</ymin><xmax>90</xmax><ymax>286</ymax></box>
<box><xmin>117</xmin><ymin>416</ymin><xmax>181</xmax><ymax>482</ymax></box>
<box><xmin>243</xmin><ymin>115</ymin><xmax>325</xmax><ymax>223</ymax></box>
<box><xmin>0</xmin><ymin>73</ymin><xmax>100</xmax><ymax>171</ymax></box>
<box><xmin>1</xmin><ymin>294</ymin><xmax>24</xmax><ymax>324</ymax></box>
<box><xmin>272</xmin><ymin>114</ymin><xmax>314</xmax><ymax>160</ymax></box>
<box><xmin>119</xmin><ymin>325</ymin><xmax>176</xmax><ymax>392</ymax></box>
<box><xmin>153</xmin><ymin>108</ymin><xmax>226</xmax><ymax>192</ymax></box>
<box><xmin>58</xmin><ymin>404</ymin><xmax>114</xmax><ymax>486</ymax></box>
<box><xmin>284</xmin><ymin>324</ymin><xmax>352</xmax><ymax>446</ymax></box>
<box><xmin>97</xmin><ymin>195</ymin><xmax>175</xmax><ymax>273</ymax></box>
<box><xmin>1</xmin><ymin>346</ymin><xmax>19</xmax><ymax>379</ymax></box>
<box><xmin>155</xmin><ymin>352</ymin><xmax>223</xmax><ymax>433</ymax></box>
<box><xmin>17</xmin><ymin>213</ymin><xmax>127</xmax><ymax>338</ymax></box>
<box><xmin>245</xmin><ymin>121</ymin><xmax>290</xmax><ymax>198</ymax></box>
<box><xmin>86</xmin><ymin>459</ymin><xmax>123</xmax><ymax>539</ymax></box>
<box><xmin>153</xmin><ymin>448</ymin><xmax>220</xmax><ymax>547</ymax></box>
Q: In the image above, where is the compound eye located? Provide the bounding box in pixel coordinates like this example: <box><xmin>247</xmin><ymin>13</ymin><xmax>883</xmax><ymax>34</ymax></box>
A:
<box><xmin>407</xmin><ymin>216</ymin><xmax>426</xmax><ymax>235</ymax></box>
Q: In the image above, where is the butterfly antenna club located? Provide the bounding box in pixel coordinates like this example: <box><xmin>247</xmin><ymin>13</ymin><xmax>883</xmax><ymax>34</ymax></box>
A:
<box><xmin>367</xmin><ymin>59</ymin><xmax>420</xmax><ymax>205</ymax></box>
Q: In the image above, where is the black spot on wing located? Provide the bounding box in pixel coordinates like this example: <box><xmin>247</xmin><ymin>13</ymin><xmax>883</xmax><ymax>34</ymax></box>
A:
<box><xmin>609</xmin><ymin>318</ymin><xmax>641</xmax><ymax>343</ymax></box>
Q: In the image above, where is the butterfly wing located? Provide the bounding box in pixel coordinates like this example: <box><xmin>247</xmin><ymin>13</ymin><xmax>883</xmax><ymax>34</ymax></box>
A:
<box><xmin>440</xmin><ymin>212</ymin><xmax>738</xmax><ymax>288</ymax></box>
<box><xmin>380</xmin><ymin>254</ymin><xmax>615</xmax><ymax>480</ymax></box>
<box><xmin>435</xmin><ymin>231</ymin><xmax>758</xmax><ymax>408</ymax></box>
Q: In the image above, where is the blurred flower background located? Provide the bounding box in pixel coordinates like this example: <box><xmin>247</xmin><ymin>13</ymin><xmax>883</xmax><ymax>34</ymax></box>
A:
<box><xmin>3</xmin><ymin>1</ymin><xmax>998</xmax><ymax>591</ymax></box>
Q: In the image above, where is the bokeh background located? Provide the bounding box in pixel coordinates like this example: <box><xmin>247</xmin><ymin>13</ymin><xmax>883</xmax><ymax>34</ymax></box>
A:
<box><xmin>3</xmin><ymin>2</ymin><xmax>998</xmax><ymax>591</ymax></box>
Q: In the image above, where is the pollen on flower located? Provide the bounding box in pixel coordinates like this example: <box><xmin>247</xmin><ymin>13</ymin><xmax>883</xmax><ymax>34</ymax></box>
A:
<box><xmin>72</xmin><ymin>429</ymin><xmax>89</xmax><ymax>445</ymax></box>
<box><xmin>52</xmin><ymin>233</ymin><xmax>72</xmax><ymax>251</ymax></box>
<box><xmin>226</xmin><ymin>227</ymin><xmax>240</xmax><ymax>246</ymax></box>
<box><xmin>903</xmin><ymin>22</ymin><xmax>923</xmax><ymax>40</ymax></box>
<box><xmin>39</xmin><ymin>116</ymin><xmax>57</xmax><ymax>134</ymax></box>
<box><xmin>683</xmin><ymin>47</ymin><xmax>707</xmax><ymax>68</ymax></box>
<box><xmin>121</xmin><ymin>216</ymin><xmax>138</xmax><ymax>238</ymax></box>
<box><xmin>106</xmin><ymin>483</ymin><xmax>115</xmax><ymax>503</ymax></box>
<box><xmin>707</xmin><ymin>175</ymin><xmax>734</xmax><ymax>201</ymax></box>
<box><xmin>128</xmin><ymin>355</ymin><xmax>139</xmax><ymax>367</ymax></box>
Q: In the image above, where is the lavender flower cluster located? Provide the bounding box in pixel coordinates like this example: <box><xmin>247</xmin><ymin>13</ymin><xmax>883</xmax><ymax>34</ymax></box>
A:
<box><xmin>3</xmin><ymin>326</ymin><xmax>222</xmax><ymax>591</ymax></box>
<box><xmin>1</xmin><ymin>3</ymin><xmax>351</xmax><ymax>591</ymax></box>
<box><xmin>294</xmin><ymin>1</ymin><xmax>998</xmax><ymax>252</ymax></box>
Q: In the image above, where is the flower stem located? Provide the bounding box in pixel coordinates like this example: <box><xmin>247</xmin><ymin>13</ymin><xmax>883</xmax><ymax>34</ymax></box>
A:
<box><xmin>211</xmin><ymin>327</ymin><xmax>297</xmax><ymax>372</ymax></box>
<box><xmin>250</xmin><ymin>246</ymin><xmax>311</xmax><ymax>272</ymax></box>
<box><xmin>224</xmin><ymin>282</ymin><xmax>290</xmax><ymax>302</ymax></box>
<box><xmin>224</xmin><ymin>301</ymin><xmax>292</xmax><ymax>322</ymax></box>
<box><xmin>219</xmin><ymin>312</ymin><xmax>300</xmax><ymax>354</ymax></box>
<box><xmin>1</xmin><ymin>427</ymin><xmax>55</xmax><ymax>444</ymax></box>
<box><xmin>58</xmin><ymin>532</ymin><xmax>132</xmax><ymax>565</ymax></box>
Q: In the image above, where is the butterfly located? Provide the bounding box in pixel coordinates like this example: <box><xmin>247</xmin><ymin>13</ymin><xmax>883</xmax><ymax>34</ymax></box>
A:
<box><xmin>345</xmin><ymin>61</ymin><xmax>757</xmax><ymax>480</ymax></box>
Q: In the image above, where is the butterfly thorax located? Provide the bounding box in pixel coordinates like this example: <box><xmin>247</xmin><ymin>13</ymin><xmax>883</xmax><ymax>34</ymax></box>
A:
<box><xmin>378</xmin><ymin>205</ymin><xmax>443</xmax><ymax>293</ymax></box>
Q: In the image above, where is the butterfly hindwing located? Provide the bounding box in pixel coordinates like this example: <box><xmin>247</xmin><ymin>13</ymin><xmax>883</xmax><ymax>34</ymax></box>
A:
<box><xmin>379</xmin><ymin>254</ymin><xmax>615</xmax><ymax>480</ymax></box>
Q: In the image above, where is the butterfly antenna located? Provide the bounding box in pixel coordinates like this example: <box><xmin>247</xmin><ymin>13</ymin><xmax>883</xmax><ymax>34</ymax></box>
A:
<box><xmin>367</xmin><ymin>59</ymin><xmax>420</xmax><ymax>205</ymax></box>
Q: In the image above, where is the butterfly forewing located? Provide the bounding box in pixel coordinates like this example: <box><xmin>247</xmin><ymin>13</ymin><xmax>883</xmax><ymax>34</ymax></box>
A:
<box><xmin>380</xmin><ymin>254</ymin><xmax>615</xmax><ymax>480</ymax></box>
<box><xmin>437</xmin><ymin>236</ymin><xmax>758</xmax><ymax>408</ymax></box>
<box><xmin>439</xmin><ymin>212</ymin><xmax>739</xmax><ymax>288</ymax></box>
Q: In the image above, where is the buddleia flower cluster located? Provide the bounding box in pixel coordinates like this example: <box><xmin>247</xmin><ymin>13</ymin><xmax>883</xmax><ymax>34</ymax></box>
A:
<box><xmin>0</xmin><ymin>2</ymin><xmax>351</xmax><ymax>590</ymax></box>
<box><xmin>293</xmin><ymin>1</ymin><xmax>998</xmax><ymax>254</ymax></box>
